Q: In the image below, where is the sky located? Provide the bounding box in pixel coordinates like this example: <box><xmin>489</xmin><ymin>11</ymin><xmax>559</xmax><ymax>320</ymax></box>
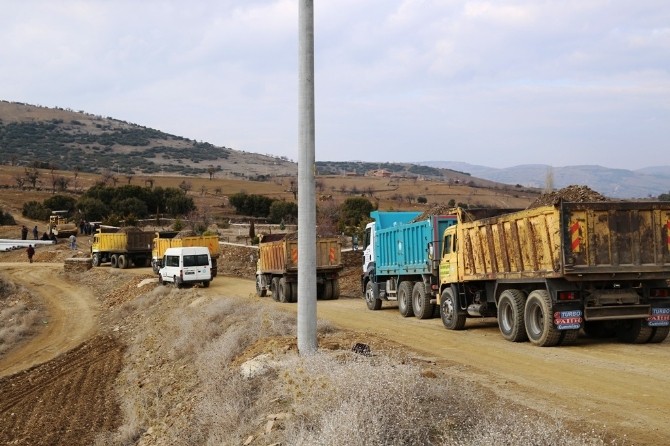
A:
<box><xmin>2</xmin><ymin>1</ymin><xmax>669</xmax><ymax>170</ymax></box>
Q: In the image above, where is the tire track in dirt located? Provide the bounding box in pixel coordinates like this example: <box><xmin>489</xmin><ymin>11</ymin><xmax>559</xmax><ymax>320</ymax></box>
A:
<box><xmin>0</xmin><ymin>335</ymin><xmax>124</xmax><ymax>445</ymax></box>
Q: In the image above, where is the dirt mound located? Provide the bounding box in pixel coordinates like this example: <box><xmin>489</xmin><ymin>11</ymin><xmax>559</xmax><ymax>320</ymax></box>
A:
<box><xmin>411</xmin><ymin>204</ymin><xmax>455</xmax><ymax>222</ymax></box>
<box><xmin>527</xmin><ymin>185</ymin><xmax>609</xmax><ymax>209</ymax></box>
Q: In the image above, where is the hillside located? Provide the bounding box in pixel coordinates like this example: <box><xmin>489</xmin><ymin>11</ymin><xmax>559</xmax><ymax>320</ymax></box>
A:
<box><xmin>0</xmin><ymin>101</ymin><xmax>533</xmax><ymax>196</ymax></box>
<box><xmin>0</xmin><ymin>101</ymin><xmax>297</xmax><ymax>179</ymax></box>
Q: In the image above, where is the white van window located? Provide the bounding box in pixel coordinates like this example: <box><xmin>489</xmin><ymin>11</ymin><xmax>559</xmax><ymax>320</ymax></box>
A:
<box><xmin>165</xmin><ymin>255</ymin><xmax>180</xmax><ymax>267</ymax></box>
<box><xmin>184</xmin><ymin>254</ymin><xmax>209</xmax><ymax>267</ymax></box>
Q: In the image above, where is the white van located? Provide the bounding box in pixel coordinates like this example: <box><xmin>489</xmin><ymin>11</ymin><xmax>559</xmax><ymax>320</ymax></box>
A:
<box><xmin>158</xmin><ymin>246</ymin><xmax>212</xmax><ymax>288</ymax></box>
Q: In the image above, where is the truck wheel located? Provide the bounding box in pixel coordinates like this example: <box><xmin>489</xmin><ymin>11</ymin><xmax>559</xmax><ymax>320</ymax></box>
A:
<box><xmin>91</xmin><ymin>254</ymin><xmax>100</xmax><ymax>267</ymax></box>
<box><xmin>174</xmin><ymin>276</ymin><xmax>184</xmax><ymax>289</ymax></box>
<box><xmin>617</xmin><ymin>319</ymin><xmax>653</xmax><ymax>343</ymax></box>
<box><xmin>110</xmin><ymin>254</ymin><xmax>118</xmax><ymax>268</ymax></box>
<box><xmin>288</xmin><ymin>282</ymin><xmax>297</xmax><ymax>303</ymax></box>
<box><xmin>202</xmin><ymin>280</ymin><xmax>210</xmax><ymax>288</ymax></box>
<box><xmin>365</xmin><ymin>281</ymin><xmax>382</xmax><ymax>310</ymax></box>
<box><xmin>271</xmin><ymin>277</ymin><xmax>281</xmax><ymax>302</ymax></box>
<box><xmin>331</xmin><ymin>279</ymin><xmax>340</xmax><ymax>300</ymax></box>
<box><xmin>323</xmin><ymin>280</ymin><xmax>334</xmax><ymax>300</ymax></box>
<box><xmin>412</xmin><ymin>282</ymin><xmax>433</xmax><ymax>320</ymax></box>
<box><xmin>117</xmin><ymin>254</ymin><xmax>128</xmax><ymax>269</ymax></box>
<box><xmin>559</xmin><ymin>329</ymin><xmax>580</xmax><ymax>346</ymax></box>
<box><xmin>498</xmin><ymin>289</ymin><xmax>528</xmax><ymax>342</ymax></box>
<box><xmin>524</xmin><ymin>290</ymin><xmax>561</xmax><ymax>347</ymax></box>
<box><xmin>279</xmin><ymin>278</ymin><xmax>290</xmax><ymax>303</ymax></box>
<box><xmin>398</xmin><ymin>281</ymin><xmax>414</xmax><ymax>317</ymax></box>
<box><xmin>256</xmin><ymin>275</ymin><xmax>267</xmax><ymax>297</ymax></box>
<box><xmin>649</xmin><ymin>326</ymin><xmax>670</xmax><ymax>343</ymax></box>
<box><xmin>440</xmin><ymin>288</ymin><xmax>466</xmax><ymax>330</ymax></box>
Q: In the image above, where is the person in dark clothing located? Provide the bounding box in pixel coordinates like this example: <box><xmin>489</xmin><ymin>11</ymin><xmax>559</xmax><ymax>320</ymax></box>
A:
<box><xmin>41</xmin><ymin>232</ymin><xmax>50</xmax><ymax>241</ymax></box>
<box><xmin>33</xmin><ymin>226</ymin><xmax>38</xmax><ymax>240</ymax></box>
<box><xmin>26</xmin><ymin>245</ymin><xmax>35</xmax><ymax>263</ymax></box>
<box><xmin>21</xmin><ymin>225</ymin><xmax>28</xmax><ymax>240</ymax></box>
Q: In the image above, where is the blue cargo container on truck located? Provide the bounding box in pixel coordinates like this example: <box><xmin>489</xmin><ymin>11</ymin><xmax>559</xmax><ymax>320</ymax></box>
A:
<box><xmin>361</xmin><ymin>211</ymin><xmax>457</xmax><ymax>319</ymax></box>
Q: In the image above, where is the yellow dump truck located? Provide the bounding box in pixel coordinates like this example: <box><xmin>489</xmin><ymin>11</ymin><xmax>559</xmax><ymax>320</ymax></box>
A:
<box><xmin>152</xmin><ymin>231</ymin><xmax>220</xmax><ymax>276</ymax></box>
<box><xmin>255</xmin><ymin>233</ymin><xmax>342</xmax><ymax>303</ymax></box>
<box><xmin>48</xmin><ymin>210</ymin><xmax>78</xmax><ymax>238</ymax></box>
<box><xmin>438</xmin><ymin>202</ymin><xmax>670</xmax><ymax>346</ymax></box>
<box><xmin>91</xmin><ymin>227</ymin><xmax>154</xmax><ymax>268</ymax></box>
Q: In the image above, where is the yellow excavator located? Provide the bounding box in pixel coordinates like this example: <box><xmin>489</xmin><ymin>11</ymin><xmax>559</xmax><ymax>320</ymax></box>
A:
<box><xmin>48</xmin><ymin>210</ymin><xmax>78</xmax><ymax>238</ymax></box>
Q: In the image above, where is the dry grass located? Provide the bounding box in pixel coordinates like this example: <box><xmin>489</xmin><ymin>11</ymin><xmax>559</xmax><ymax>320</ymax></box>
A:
<box><xmin>92</xmin><ymin>284</ymin><xmax>616</xmax><ymax>446</ymax></box>
<box><xmin>0</xmin><ymin>279</ymin><xmax>45</xmax><ymax>357</ymax></box>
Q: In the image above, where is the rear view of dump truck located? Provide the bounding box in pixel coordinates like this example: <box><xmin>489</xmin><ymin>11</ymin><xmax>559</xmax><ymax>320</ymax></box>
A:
<box><xmin>91</xmin><ymin>227</ymin><xmax>154</xmax><ymax>269</ymax></box>
<box><xmin>255</xmin><ymin>233</ymin><xmax>342</xmax><ymax>303</ymax></box>
<box><xmin>438</xmin><ymin>202</ymin><xmax>670</xmax><ymax>346</ymax></box>
<box><xmin>152</xmin><ymin>231</ymin><xmax>220</xmax><ymax>277</ymax></box>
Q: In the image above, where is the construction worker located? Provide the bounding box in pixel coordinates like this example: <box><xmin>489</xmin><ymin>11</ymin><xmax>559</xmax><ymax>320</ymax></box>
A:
<box><xmin>26</xmin><ymin>245</ymin><xmax>35</xmax><ymax>263</ymax></box>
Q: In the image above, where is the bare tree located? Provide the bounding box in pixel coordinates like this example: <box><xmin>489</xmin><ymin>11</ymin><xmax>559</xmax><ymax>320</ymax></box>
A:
<box><xmin>544</xmin><ymin>167</ymin><xmax>554</xmax><ymax>193</ymax></box>
<box><xmin>316</xmin><ymin>201</ymin><xmax>340</xmax><ymax>236</ymax></box>
<box><xmin>73</xmin><ymin>167</ymin><xmax>80</xmax><ymax>192</ymax></box>
<box><xmin>56</xmin><ymin>176</ymin><xmax>70</xmax><ymax>192</ymax></box>
<box><xmin>214</xmin><ymin>186</ymin><xmax>222</xmax><ymax>196</ymax></box>
<box><xmin>207</xmin><ymin>165</ymin><xmax>218</xmax><ymax>180</ymax></box>
<box><xmin>14</xmin><ymin>174</ymin><xmax>26</xmax><ymax>190</ymax></box>
<box><xmin>100</xmin><ymin>169</ymin><xmax>115</xmax><ymax>186</ymax></box>
<box><xmin>364</xmin><ymin>185</ymin><xmax>375</xmax><ymax>197</ymax></box>
<box><xmin>405</xmin><ymin>192</ymin><xmax>416</xmax><ymax>204</ymax></box>
<box><xmin>288</xmin><ymin>178</ymin><xmax>298</xmax><ymax>200</ymax></box>
<box><xmin>145</xmin><ymin>178</ymin><xmax>155</xmax><ymax>189</ymax></box>
<box><xmin>126</xmin><ymin>174</ymin><xmax>134</xmax><ymax>185</ymax></box>
<box><xmin>179</xmin><ymin>180</ymin><xmax>192</xmax><ymax>194</ymax></box>
<box><xmin>315</xmin><ymin>179</ymin><xmax>325</xmax><ymax>193</ymax></box>
<box><xmin>200</xmin><ymin>185</ymin><xmax>207</xmax><ymax>196</ymax></box>
<box><xmin>25</xmin><ymin>167</ymin><xmax>39</xmax><ymax>189</ymax></box>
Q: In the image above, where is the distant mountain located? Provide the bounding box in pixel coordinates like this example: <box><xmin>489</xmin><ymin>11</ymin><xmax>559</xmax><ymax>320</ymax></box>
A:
<box><xmin>419</xmin><ymin>161</ymin><xmax>670</xmax><ymax>199</ymax></box>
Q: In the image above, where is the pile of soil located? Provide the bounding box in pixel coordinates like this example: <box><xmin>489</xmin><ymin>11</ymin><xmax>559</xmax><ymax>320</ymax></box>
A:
<box><xmin>411</xmin><ymin>204</ymin><xmax>455</xmax><ymax>222</ymax></box>
<box><xmin>527</xmin><ymin>185</ymin><xmax>609</xmax><ymax>209</ymax></box>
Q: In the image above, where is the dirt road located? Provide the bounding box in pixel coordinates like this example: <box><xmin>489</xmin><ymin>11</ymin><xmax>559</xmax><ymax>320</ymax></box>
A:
<box><xmin>0</xmin><ymin>263</ymin><xmax>100</xmax><ymax>378</ymax></box>
<box><xmin>1</xmin><ymin>269</ymin><xmax>669</xmax><ymax>445</ymax></box>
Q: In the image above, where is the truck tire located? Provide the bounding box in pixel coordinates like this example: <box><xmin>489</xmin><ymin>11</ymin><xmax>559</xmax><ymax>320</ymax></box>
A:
<box><xmin>202</xmin><ymin>280</ymin><xmax>210</xmax><ymax>288</ymax></box>
<box><xmin>323</xmin><ymin>280</ymin><xmax>334</xmax><ymax>300</ymax></box>
<box><xmin>365</xmin><ymin>281</ymin><xmax>382</xmax><ymax>311</ymax></box>
<box><xmin>524</xmin><ymin>290</ymin><xmax>561</xmax><ymax>347</ymax></box>
<box><xmin>649</xmin><ymin>326</ymin><xmax>670</xmax><ymax>343</ymax></box>
<box><xmin>279</xmin><ymin>278</ymin><xmax>290</xmax><ymax>303</ymax></box>
<box><xmin>110</xmin><ymin>254</ymin><xmax>118</xmax><ymax>268</ymax></box>
<box><xmin>91</xmin><ymin>254</ymin><xmax>100</xmax><ymax>267</ymax></box>
<box><xmin>617</xmin><ymin>319</ymin><xmax>653</xmax><ymax>343</ymax></box>
<box><xmin>412</xmin><ymin>282</ymin><xmax>433</xmax><ymax>320</ymax></box>
<box><xmin>271</xmin><ymin>277</ymin><xmax>281</xmax><ymax>302</ymax></box>
<box><xmin>175</xmin><ymin>276</ymin><xmax>184</xmax><ymax>289</ymax></box>
<box><xmin>398</xmin><ymin>281</ymin><xmax>414</xmax><ymax>317</ymax></box>
<box><xmin>288</xmin><ymin>282</ymin><xmax>297</xmax><ymax>303</ymax></box>
<box><xmin>498</xmin><ymin>289</ymin><xmax>528</xmax><ymax>342</ymax></box>
<box><xmin>256</xmin><ymin>275</ymin><xmax>267</xmax><ymax>297</ymax></box>
<box><xmin>117</xmin><ymin>254</ymin><xmax>128</xmax><ymax>269</ymax></box>
<box><xmin>331</xmin><ymin>279</ymin><xmax>340</xmax><ymax>300</ymax></box>
<box><xmin>440</xmin><ymin>288</ymin><xmax>466</xmax><ymax>330</ymax></box>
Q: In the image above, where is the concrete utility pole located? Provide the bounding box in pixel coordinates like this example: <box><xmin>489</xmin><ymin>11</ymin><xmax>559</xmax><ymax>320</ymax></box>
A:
<box><xmin>297</xmin><ymin>0</ymin><xmax>317</xmax><ymax>354</ymax></box>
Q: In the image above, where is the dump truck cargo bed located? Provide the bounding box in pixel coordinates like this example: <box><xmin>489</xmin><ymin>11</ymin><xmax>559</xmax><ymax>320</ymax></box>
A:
<box><xmin>257</xmin><ymin>234</ymin><xmax>342</xmax><ymax>274</ymax></box>
<box><xmin>455</xmin><ymin>202</ymin><xmax>670</xmax><ymax>282</ymax></box>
